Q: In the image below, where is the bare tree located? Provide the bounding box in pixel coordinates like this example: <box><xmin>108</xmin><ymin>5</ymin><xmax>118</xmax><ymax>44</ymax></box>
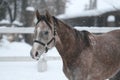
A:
<box><xmin>0</xmin><ymin>0</ymin><xmax>6</xmax><ymax>20</ymax></box>
<box><xmin>3</xmin><ymin>0</ymin><xmax>17</xmax><ymax>23</ymax></box>
<box><xmin>55</xmin><ymin>0</ymin><xmax>66</xmax><ymax>15</ymax></box>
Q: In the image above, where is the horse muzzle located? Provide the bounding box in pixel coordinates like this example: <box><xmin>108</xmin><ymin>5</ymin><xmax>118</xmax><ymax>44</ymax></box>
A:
<box><xmin>30</xmin><ymin>49</ymin><xmax>43</xmax><ymax>60</ymax></box>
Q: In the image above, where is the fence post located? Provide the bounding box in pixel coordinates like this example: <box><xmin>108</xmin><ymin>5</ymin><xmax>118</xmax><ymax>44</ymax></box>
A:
<box><xmin>37</xmin><ymin>55</ymin><xmax>47</xmax><ymax>72</ymax></box>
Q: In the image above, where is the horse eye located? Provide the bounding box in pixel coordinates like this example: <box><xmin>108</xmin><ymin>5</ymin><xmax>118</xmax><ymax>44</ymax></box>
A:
<box><xmin>44</xmin><ymin>31</ymin><xmax>49</xmax><ymax>35</ymax></box>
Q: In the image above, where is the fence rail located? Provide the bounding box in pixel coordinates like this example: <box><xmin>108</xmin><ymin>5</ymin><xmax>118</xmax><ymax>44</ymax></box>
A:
<box><xmin>0</xmin><ymin>27</ymin><xmax>120</xmax><ymax>34</ymax></box>
<box><xmin>75</xmin><ymin>27</ymin><xmax>120</xmax><ymax>33</ymax></box>
<box><xmin>0</xmin><ymin>56</ymin><xmax>61</xmax><ymax>61</ymax></box>
<box><xmin>0</xmin><ymin>27</ymin><xmax>34</xmax><ymax>34</ymax></box>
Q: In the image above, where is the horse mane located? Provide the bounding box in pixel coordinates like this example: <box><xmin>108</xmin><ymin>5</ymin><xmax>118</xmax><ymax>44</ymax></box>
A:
<box><xmin>53</xmin><ymin>16</ymin><xmax>91</xmax><ymax>48</ymax></box>
<box><xmin>74</xmin><ymin>29</ymin><xmax>91</xmax><ymax>47</ymax></box>
<box><xmin>52</xmin><ymin>16</ymin><xmax>73</xmax><ymax>30</ymax></box>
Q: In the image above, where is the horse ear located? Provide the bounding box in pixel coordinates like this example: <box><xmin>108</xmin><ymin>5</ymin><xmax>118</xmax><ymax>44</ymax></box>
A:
<box><xmin>45</xmin><ymin>10</ymin><xmax>52</xmax><ymax>22</ymax></box>
<box><xmin>36</xmin><ymin>10</ymin><xmax>41</xmax><ymax>20</ymax></box>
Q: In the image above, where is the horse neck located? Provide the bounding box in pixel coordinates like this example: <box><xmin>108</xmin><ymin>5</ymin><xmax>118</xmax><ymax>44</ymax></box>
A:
<box><xmin>56</xmin><ymin>20</ymin><xmax>75</xmax><ymax>46</ymax></box>
<box><xmin>54</xmin><ymin>19</ymin><xmax>86</xmax><ymax>66</ymax></box>
<box><xmin>55</xmin><ymin>19</ymin><xmax>75</xmax><ymax>51</ymax></box>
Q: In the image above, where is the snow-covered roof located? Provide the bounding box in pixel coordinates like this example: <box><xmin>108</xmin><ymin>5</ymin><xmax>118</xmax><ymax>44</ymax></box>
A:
<box><xmin>58</xmin><ymin>8</ymin><xmax>119</xmax><ymax>19</ymax></box>
<box><xmin>57</xmin><ymin>0</ymin><xmax>120</xmax><ymax>19</ymax></box>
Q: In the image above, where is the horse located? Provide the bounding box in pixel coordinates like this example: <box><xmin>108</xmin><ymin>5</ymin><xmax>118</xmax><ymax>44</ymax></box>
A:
<box><xmin>30</xmin><ymin>10</ymin><xmax>120</xmax><ymax>80</ymax></box>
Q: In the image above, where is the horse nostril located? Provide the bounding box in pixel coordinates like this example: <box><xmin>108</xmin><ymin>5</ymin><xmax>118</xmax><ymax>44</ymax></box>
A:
<box><xmin>35</xmin><ymin>51</ymin><xmax>39</xmax><ymax>57</ymax></box>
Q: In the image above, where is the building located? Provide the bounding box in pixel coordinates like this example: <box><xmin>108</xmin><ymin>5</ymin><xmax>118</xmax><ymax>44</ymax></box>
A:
<box><xmin>58</xmin><ymin>0</ymin><xmax>120</xmax><ymax>27</ymax></box>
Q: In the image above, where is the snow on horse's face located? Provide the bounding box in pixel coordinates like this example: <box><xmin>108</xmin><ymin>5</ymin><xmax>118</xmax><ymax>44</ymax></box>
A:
<box><xmin>30</xmin><ymin>10</ymin><xmax>55</xmax><ymax>60</ymax></box>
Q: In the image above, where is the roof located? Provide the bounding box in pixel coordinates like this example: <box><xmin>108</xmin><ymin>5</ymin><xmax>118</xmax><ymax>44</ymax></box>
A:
<box><xmin>57</xmin><ymin>0</ymin><xmax>120</xmax><ymax>19</ymax></box>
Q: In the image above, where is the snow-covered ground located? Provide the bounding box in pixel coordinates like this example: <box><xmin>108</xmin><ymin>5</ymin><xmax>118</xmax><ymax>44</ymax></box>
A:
<box><xmin>0</xmin><ymin>40</ymin><xmax>31</xmax><ymax>57</ymax></box>
<box><xmin>0</xmin><ymin>36</ymin><xmax>60</xmax><ymax>57</ymax></box>
<box><xmin>0</xmin><ymin>61</ymin><xmax>67</xmax><ymax>80</ymax></box>
<box><xmin>0</xmin><ymin>38</ymin><xmax>67</xmax><ymax>80</ymax></box>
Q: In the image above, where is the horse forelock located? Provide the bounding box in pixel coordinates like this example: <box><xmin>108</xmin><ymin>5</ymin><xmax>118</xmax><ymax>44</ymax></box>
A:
<box><xmin>36</xmin><ymin>15</ymin><xmax>52</xmax><ymax>29</ymax></box>
<box><xmin>36</xmin><ymin>15</ymin><xmax>46</xmax><ymax>25</ymax></box>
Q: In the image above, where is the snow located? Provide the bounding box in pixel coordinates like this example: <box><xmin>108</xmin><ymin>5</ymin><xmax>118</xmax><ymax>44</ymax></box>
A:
<box><xmin>0</xmin><ymin>20</ymin><xmax>23</xmax><ymax>26</ymax></box>
<box><xmin>98</xmin><ymin>0</ymin><xmax>120</xmax><ymax>10</ymax></box>
<box><xmin>65</xmin><ymin>0</ymin><xmax>89</xmax><ymax>16</ymax></box>
<box><xmin>0</xmin><ymin>39</ymin><xmax>67</xmax><ymax>80</ymax></box>
<box><xmin>0</xmin><ymin>19</ymin><xmax>10</xmax><ymax>24</ymax></box>
<box><xmin>0</xmin><ymin>39</ymin><xmax>31</xmax><ymax>57</ymax></box>
<box><xmin>58</xmin><ymin>10</ymin><xmax>103</xmax><ymax>19</ymax></box>
<box><xmin>0</xmin><ymin>37</ymin><xmax>60</xmax><ymax>57</ymax></box>
<box><xmin>0</xmin><ymin>61</ymin><xmax>68</xmax><ymax>80</ymax></box>
<box><xmin>26</xmin><ymin>6</ymin><xmax>35</xmax><ymax>12</ymax></box>
<box><xmin>13</xmin><ymin>20</ymin><xmax>23</xmax><ymax>26</ymax></box>
<box><xmin>107</xmin><ymin>15</ymin><xmax>115</xmax><ymax>22</ymax></box>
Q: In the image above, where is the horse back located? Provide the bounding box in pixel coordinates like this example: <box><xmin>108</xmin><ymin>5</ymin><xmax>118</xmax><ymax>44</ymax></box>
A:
<box><xmin>81</xmin><ymin>30</ymin><xmax>120</xmax><ymax>79</ymax></box>
<box><xmin>89</xmin><ymin>30</ymin><xmax>120</xmax><ymax>76</ymax></box>
<box><xmin>107</xmin><ymin>30</ymin><xmax>120</xmax><ymax>40</ymax></box>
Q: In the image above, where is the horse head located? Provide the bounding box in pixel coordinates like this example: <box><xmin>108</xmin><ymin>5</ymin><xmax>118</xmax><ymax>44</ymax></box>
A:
<box><xmin>30</xmin><ymin>10</ymin><xmax>57</xmax><ymax>60</ymax></box>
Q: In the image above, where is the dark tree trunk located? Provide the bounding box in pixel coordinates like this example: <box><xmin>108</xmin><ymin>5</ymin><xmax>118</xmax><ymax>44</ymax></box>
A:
<box><xmin>55</xmin><ymin>0</ymin><xmax>66</xmax><ymax>15</ymax></box>
<box><xmin>20</xmin><ymin>0</ymin><xmax>34</xmax><ymax>45</ymax></box>
<box><xmin>13</xmin><ymin>0</ymin><xmax>17</xmax><ymax>21</ymax></box>
<box><xmin>4</xmin><ymin>0</ymin><xmax>17</xmax><ymax>23</ymax></box>
<box><xmin>20</xmin><ymin>0</ymin><xmax>28</xmax><ymax>24</ymax></box>
<box><xmin>115</xmin><ymin>15</ymin><xmax>120</xmax><ymax>27</ymax></box>
<box><xmin>0</xmin><ymin>0</ymin><xmax>6</xmax><ymax>20</ymax></box>
<box><xmin>6</xmin><ymin>3</ymin><xmax>13</xmax><ymax>23</ymax></box>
